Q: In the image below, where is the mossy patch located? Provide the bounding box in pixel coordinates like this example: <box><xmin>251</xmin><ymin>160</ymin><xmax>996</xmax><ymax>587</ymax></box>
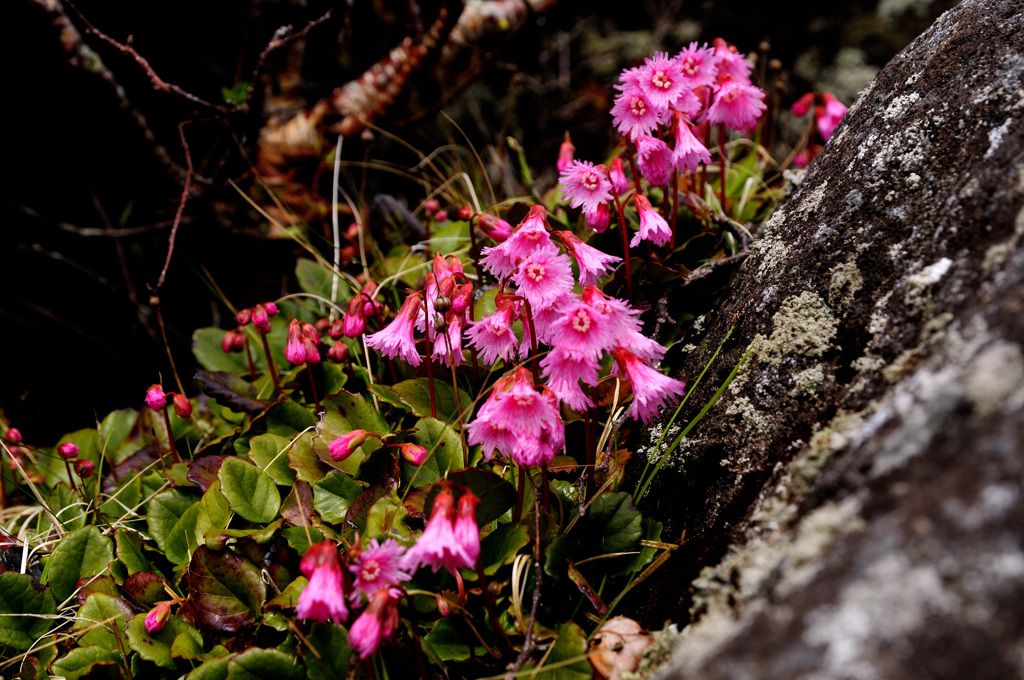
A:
<box><xmin>755</xmin><ymin>292</ymin><xmax>838</xmax><ymax>366</ymax></box>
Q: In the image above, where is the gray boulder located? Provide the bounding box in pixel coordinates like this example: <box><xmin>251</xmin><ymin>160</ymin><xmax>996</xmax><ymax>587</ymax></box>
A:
<box><xmin>636</xmin><ymin>1</ymin><xmax>1024</xmax><ymax>678</ymax></box>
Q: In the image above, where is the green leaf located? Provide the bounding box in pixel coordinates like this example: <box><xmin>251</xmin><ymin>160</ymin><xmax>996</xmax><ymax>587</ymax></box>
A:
<box><xmin>313</xmin><ymin>471</ymin><xmax>363</xmax><ymax>524</ymax></box>
<box><xmin>313</xmin><ymin>394</ymin><xmax>385</xmax><ymax>476</ymax></box>
<box><xmin>479</xmin><ymin>523</ymin><xmax>530</xmax><ymax>575</ymax></box>
<box><xmin>148</xmin><ymin>489</ymin><xmax>201</xmax><ymax>566</ymax></box>
<box><xmin>473</xmin><ymin>288</ymin><xmax>499</xmax><ymax>321</ymax></box>
<box><xmin>402</xmin><ymin>417</ymin><xmax>465</xmax><ymax>487</ymax></box>
<box><xmin>47</xmin><ymin>526</ymin><xmax>115</xmax><ymax>603</ymax></box>
<box><xmin>221</xmin><ymin>81</ymin><xmax>249</xmax><ymax>105</ymax></box>
<box><xmin>429</xmin><ymin>219</ymin><xmax>470</xmax><ymax>256</ymax></box>
<box><xmin>304</xmin><ymin>623</ymin><xmax>350</xmax><ymax>680</ymax></box>
<box><xmin>205</xmin><ymin>518</ymin><xmax>283</xmax><ymax>549</ymax></box>
<box><xmin>287</xmin><ymin>431</ymin><xmax>324</xmax><ymax>483</ymax></box>
<box><xmin>193</xmin><ymin>327</ymin><xmax>251</xmax><ymax>374</ymax></box>
<box><xmin>325</xmin><ymin>391</ymin><xmax>392</xmax><ymax>437</ymax></box>
<box><xmin>364</xmin><ymin>493</ymin><xmax>413</xmax><ymax>541</ymax></box>
<box><xmin>248</xmin><ymin>433</ymin><xmax>298</xmax><ymax>485</ymax></box>
<box><xmin>267</xmin><ymin>576</ymin><xmax>307</xmax><ymax>609</ymax></box>
<box><xmin>218</xmin><ymin>457</ymin><xmax>281</xmax><ymax>524</ymax></box>
<box><xmin>295</xmin><ymin>258</ymin><xmax>350</xmax><ymax>301</ymax></box>
<box><xmin>422</xmin><ymin>618</ymin><xmax>487</xmax><ymax>661</ymax></box>
<box><xmin>186</xmin><ymin>546</ymin><xmax>265</xmax><ymax>633</ymax></box>
<box><xmin>186</xmin><ymin>654</ymin><xmax>232</xmax><ymax>680</ymax></box>
<box><xmin>99</xmin><ymin>409</ymin><xmax>140</xmax><ymax>464</ymax></box>
<box><xmin>586</xmin><ymin>491</ymin><xmax>643</xmax><ymax>555</ymax></box>
<box><xmin>0</xmin><ymin>572</ymin><xmax>56</xmax><ymax>651</ymax></box>
<box><xmin>126</xmin><ymin>613</ymin><xmax>202</xmax><ymax>669</ymax></box>
<box><xmin>196</xmin><ymin>480</ymin><xmax>233</xmax><ymax>539</ymax></box>
<box><xmin>380</xmin><ymin>378</ymin><xmax>472</xmax><ymax>421</ymax></box>
<box><xmin>227</xmin><ymin>648</ymin><xmax>304</xmax><ymax>680</ymax></box>
<box><xmin>46</xmin><ymin>483</ymin><xmax>87</xmax><ymax>532</ymax></box>
<box><xmin>171</xmin><ymin>631</ymin><xmax>209</xmax><ymax>660</ymax></box>
<box><xmin>444</xmin><ymin>468</ymin><xmax>517</xmax><ymax>525</ymax></box>
<box><xmin>321</xmin><ymin>361</ymin><xmax>348</xmax><ymax>395</ymax></box>
<box><xmin>281</xmin><ymin>527</ymin><xmax>323</xmax><ymax>554</ymax></box>
<box><xmin>523</xmin><ymin>622</ymin><xmax>591</xmax><ymax>679</ymax></box>
<box><xmin>115</xmin><ymin>529</ymin><xmax>153</xmax><ymax>576</ymax></box>
<box><xmin>265</xmin><ymin>399</ymin><xmax>318</xmax><ymax>436</ymax></box>
<box><xmin>75</xmin><ymin>593</ymin><xmax>133</xmax><ymax>649</ymax></box>
<box><xmin>51</xmin><ymin>646</ymin><xmax>123</xmax><ymax>680</ymax></box>
<box><xmin>622</xmin><ymin>517</ymin><xmax>663</xmax><ymax>576</ymax></box>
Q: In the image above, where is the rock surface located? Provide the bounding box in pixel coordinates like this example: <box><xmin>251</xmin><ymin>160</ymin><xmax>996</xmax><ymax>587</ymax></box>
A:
<box><xmin>630</xmin><ymin>1</ymin><xmax>1024</xmax><ymax>678</ymax></box>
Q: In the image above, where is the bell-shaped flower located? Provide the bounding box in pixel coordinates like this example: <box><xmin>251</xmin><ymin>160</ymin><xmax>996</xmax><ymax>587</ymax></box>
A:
<box><xmin>296</xmin><ymin>542</ymin><xmax>349</xmax><ymax>623</ymax></box>
<box><xmin>611</xmin><ymin>346</ymin><xmax>687</xmax><ymax>424</ymax></box>
<box><xmin>349</xmin><ymin>587</ymin><xmax>401</xmax><ymax>659</ymax></box>
<box><xmin>557</xmin><ymin>231</ymin><xmax>621</xmax><ymax>286</ymax></box>
<box><xmin>350</xmin><ymin>539</ymin><xmax>410</xmax><ymax>602</ymax></box>
<box><xmin>635</xmin><ymin>135</ymin><xmax>674</xmax><ymax>187</ymax></box>
<box><xmin>707</xmin><ymin>75</ymin><xmax>766</xmax><ymax>132</ymax></box>
<box><xmin>365</xmin><ymin>293</ymin><xmax>423</xmax><ymax>366</ymax></box>
<box><xmin>630</xmin><ymin>194</ymin><xmax>672</xmax><ymax>248</ymax></box>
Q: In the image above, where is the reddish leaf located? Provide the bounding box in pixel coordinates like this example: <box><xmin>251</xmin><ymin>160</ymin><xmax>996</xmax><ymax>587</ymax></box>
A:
<box><xmin>280</xmin><ymin>481</ymin><xmax>316</xmax><ymax>526</ymax></box>
<box><xmin>123</xmin><ymin>572</ymin><xmax>168</xmax><ymax>609</ymax></box>
<box><xmin>186</xmin><ymin>546</ymin><xmax>265</xmax><ymax>634</ymax></box>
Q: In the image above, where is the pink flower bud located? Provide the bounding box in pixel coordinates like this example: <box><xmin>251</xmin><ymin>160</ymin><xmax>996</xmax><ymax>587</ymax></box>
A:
<box><xmin>7</xmin><ymin>428</ymin><xmax>22</xmax><ymax>444</ymax></box>
<box><xmin>556</xmin><ymin>132</ymin><xmax>576</xmax><ymax>172</ymax></box>
<box><xmin>327</xmin><ymin>341</ymin><xmax>349</xmax><ymax>362</ymax></box>
<box><xmin>221</xmin><ymin>329</ymin><xmax>239</xmax><ymax>353</ymax></box>
<box><xmin>344</xmin><ymin>297</ymin><xmax>367</xmax><ymax>338</ymax></box>
<box><xmin>328</xmin><ymin>319</ymin><xmax>346</xmax><ymax>339</ymax></box>
<box><xmin>145</xmin><ymin>385</ymin><xmax>167</xmax><ymax>411</ymax></box>
<box><xmin>436</xmin><ymin>592</ymin><xmax>451</xmax><ymax>617</ymax></box>
<box><xmin>172</xmin><ymin>393</ymin><xmax>192</xmax><ymax>418</ymax></box>
<box><xmin>451</xmin><ymin>283</ymin><xmax>473</xmax><ymax>315</ymax></box>
<box><xmin>609</xmin><ymin>157</ymin><xmax>629</xmax><ymax>195</ymax></box>
<box><xmin>476</xmin><ymin>213</ymin><xmax>512</xmax><ymax>243</ymax></box>
<box><xmin>424</xmin><ymin>199</ymin><xmax>440</xmax><ymax>214</ymax></box>
<box><xmin>434</xmin><ymin>210</ymin><xmax>448</xmax><ymax>222</ymax></box>
<box><xmin>74</xmin><ymin>460</ymin><xmax>95</xmax><ymax>478</ymax></box>
<box><xmin>264</xmin><ymin>302</ymin><xmax>279</xmax><ymax>316</ymax></box>
<box><xmin>458</xmin><ymin>206</ymin><xmax>473</xmax><ymax>220</ymax></box>
<box><xmin>235</xmin><ymin>308</ymin><xmax>252</xmax><ymax>326</ymax></box>
<box><xmin>286</xmin><ymin>319</ymin><xmax>307</xmax><ymax>365</ymax></box>
<box><xmin>329</xmin><ymin>430</ymin><xmax>367</xmax><ymax>461</ymax></box>
<box><xmin>791</xmin><ymin>92</ymin><xmax>815</xmax><ymax>117</ymax></box>
<box><xmin>145</xmin><ymin>602</ymin><xmax>171</xmax><ymax>634</ymax></box>
<box><xmin>397</xmin><ymin>443</ymin><xmax>429</xmax><ymax>465</ymax></box>
<box><xmin>57</xmin><ymin>442</ymin><xmax>79</xmax><ymax>460</ymax></box>
<box><xmin>252</xmin><ymin>304</ymin><xmax>272</xmax><ymax>334</ymax></box>
<box><xmin>315</xmin><ymin>318</ymin><xmax>331</xmax><ymax>335</ymax></box>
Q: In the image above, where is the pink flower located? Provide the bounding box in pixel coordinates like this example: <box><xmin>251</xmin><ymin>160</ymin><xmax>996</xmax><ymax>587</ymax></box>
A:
<box><xmin>611</xmin><ymin>85</ymin><xmax>663</xmax><ymax>140</ymax></box>
<box><xmin>145</xmin><ymin>602</ymin><xmax>171</xmax><ymax>634</ymax></box>
<box><xmin>548</xmin><ymin>301</ymin><xmax>616</xmax><ymax>358</ymax></box>
<box><xmin>74</xmin><ymin>460</ymin><xmax>95</xmax><ymax>478</ymax></box>
<box><xmin>403</xmin><ymin>487</ymin><xmax>478</xmax><ymax>575</ymax></box>
<box><xmin>479</xmin><ymin>205</ymin><xmax>551</xmax><ymax>279</ymax></box>
<box><xmin>791</xmin><ymin>92</ymin><xmax>815</xmax><ymax>117</ymax></box>
<box><xmin>477</xmin><ymin>213</ymin><xmax>512</xmax><ymax>243</ymax></box>
<box><xmin>556</xmin><ymin>132</ymin><xmax>575</xmax><ymax>172</ymax></box>
<box><xmin>611</xmin><ymin>346</ymin><xmax>687</xmax><ymax>424</ymax></box>
<box><xmin>251</xmin><ymin>303</ymin><xmax>273</xmax><ymax>334</ymax></box>
<box><xmin>712</xmin><ymin>38</ymin><xmax>753</xmax><ymax>82</ymax></box>
<box><xmin>366</xmin><ymin>294</ymin><xmax>423</xmax><ymax>366</ymax></box>
<box><xmin>670</xmin><ymin>112</ymin><xmax>712</xmax><ymax>173</ymax></box>
<box><xmin>707</xmin><ymin>76</ymin><xmax>766</xmax><ymax>132</ymax></box>
<box><xmin>145</xmin><ymin>384</ymin><xmax>166</xmax><ymax>411</ymax></box>
<box><xmin>631</xmin><ymin>194</ymin><xmax>672</xmax><ymax>248</ymax></box>
<box><xmin>511</xmin><ymin>247</ymin><xmax>575</xmax><ymax>310</ymax></box>
<box><xmin>585</xmin><ymin>203</ymin><xmax>611</xmax><ymax>233</ymax></box>
<box><xmin>432</xmin><ymin>315</ymin><xmax>466</xmax><ymax>367</ymax></box>
<box><xmin>286</xmin><ymin>319</ymin><xmax>307</xmax><ymax>364</ymax></box>
<box><xmin>350</xmin><ymin>539</ymin><xmax>410</xmax><ymax>601</ymax></box>
<box><xmin>296</xmin><ymin>542</ymin><xmax>349</xmax><ymax>623</ymax></box>
<box><xmin>466</xmin><ymin>300</ymin><xmax>519</xmax><ymax>365</ymax></box>
<box><xmin>171</xmin><ymin>393</ymin><xmax>192</xmax><ymax>418</ymax></box>
<box><xmin>57</xmin><ymin>442</ymin><xmax>79</xmax><ymax>460</ymax></box>
<box><xmin>348</xmin><ymin>587</ymin><xmax>401</xmax><ymax>659</ymax></box>
<box><xmin>302</xmin><ymin>323</ymin><xmax>321</xmax><ymax>364</ymax></box>
<box><xmin>329</xmin><ymin>430</ymin><xmax>368</xmax><ymax>461</ymax></box>
<box><xmin>540</xmin><ymin>348</ymin><xmax>599</xmax><ymax>411</ymax></box>
<box><xmin>559</xmin><ymin>161</ymin><xmax>613</xmax><ymax>214</ymax></box>
<box><xmin>635</xmin><ymin>135</ymin><xmax>674</xmax><ymax>187</ymax></box>
<box><xmin>608</xmin><ymin>157</ymin><xmax>629</xmax><ymax>195</ymax></box>
<box><xmin>556</xmin><ymin>231</ymin><xmax>621</xmax><ymax>286</ymax></box>
<box><xmin>676</xmin><ymin>42</ymin><xmax>718</xmax><ymax>89</ymax></box>
<box><xmin>344</xmin><ymin>296</ymin><xmax>367</xmax><ymax>338</ymax></box>
<box><xmin>637</xmin><ymin>52</ymin><xmax>687</xmax><ymax>109</ymax></box>
<box><xmin>221</xmin><ymin>328</ymin><xmax>245</xmax><ymax>353</ymax></box>
<box><xmin>817</xmin><ymin>93</ymin><xmax>848</xmax><ymax>140</ymax></box>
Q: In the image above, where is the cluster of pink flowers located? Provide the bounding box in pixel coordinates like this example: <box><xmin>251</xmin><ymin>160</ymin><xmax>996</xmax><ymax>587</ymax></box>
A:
<box><xmin>558</xmin><ymin>39</ymin><xmax>766</xmax><ymax>238</ymax></box>
<box><xmin>791</xmin><ymin>91</ymin><xmax>848</xmax><ymax>167</ymax></box>
<box><xmin>296</xmin><ymin>485</ymin><xmax>480</xmax><ymax>658</ymax></box>
<box><xmin>285</xmin><ymin>319</ymin><xmax>322</xmax><ymax>365</ymax></box>
<box><xmin>145</xmin><ymin>384</ymin><xmax>192</xmax><ymax>418</ymax></box>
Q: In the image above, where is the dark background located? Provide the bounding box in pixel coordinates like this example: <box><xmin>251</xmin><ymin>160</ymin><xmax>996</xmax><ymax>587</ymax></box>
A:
<box><xmin>2</xmin><ymin>0</ymin><xmax>953</xmax><ymax>441</ymax></box>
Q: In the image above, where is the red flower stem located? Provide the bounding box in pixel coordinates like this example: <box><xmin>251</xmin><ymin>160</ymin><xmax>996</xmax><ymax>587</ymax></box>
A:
<box><xmin>260</xmin><ymin>334</ymin><xmax>282</xmax><ymax>395</ymax></box>
<box><xmin>423</xmin><ymin>334</ymin><xmax>437</xmax><ymax>419</ymax></box>
<box><xmin>161</xmin><ymin>407</ymin><xmax>181</xmax><ymax>464</ymax></box>
<box><xmin>521</xmin><ymin>299</ymin><xmax>541</xmax><ymax>386</ymax></box>
<box><xmin>584</xmin><ymin>403</ymin><xmax>595</xmax><ymax>502</ymax></box>
<box><xmin>670</xmin><ymin>168</ymin><xmax>679</xmax><ymax>249</ymax></box>
<box><xmin>539</xmin><ymin>463</ymin><xmax>551</xmax><ymax>514</ymax></box>
<box><xmin>514</xmin><ymin>466</ymin><xmax>525</xmax><ymax>523</ymax></box>
<box><xmin>718</xmin><ymin>125</ymin><xmax>728</xmax><ymax>215</ymax></box>
<box><xmin>244</xmin><ymin>338</ymin><xmax>256</xmax><ymax>380</ymax></box>
<box><xmin>307</xmin><ymin>364</ymin><xmax>321</xmax><ymax>413</ymax></box>
<box><xmin>0</xmin><ymin>462</ymin><xmax>6</xmax><ymax>511</ymax></box>
<box><xmin>467</xmin><ymin>215</ymin><xmax>480</xmax><ymax>295</ymax></box>
<box><xmin>625</xmin><ymin>148</ymin><xmax>643</xmax><ymax>196</ymax></box>
<box><xmin>612</xmin><ymin>194</ymin><xmax>634</xmax><ymax>300</ymax></box>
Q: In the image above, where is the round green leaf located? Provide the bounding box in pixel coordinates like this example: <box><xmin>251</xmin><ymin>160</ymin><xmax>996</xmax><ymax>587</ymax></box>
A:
<box><xmin>47</xmin><ymin>526</ymin><xmax>115</xmax><ymax>604</ymax></box>
<box><xmin>313</xmin><ymin>471</ymin><xmax>362</xmax><ymax>524</ymax></box>
<box><xmin>115</xmin><ymin>529</ymin><xmax>153</xmax><ymax>576</ymax></box>
<box><xmin>147</xmin><ymin>489</ymin><xmax>201</xmax><ymax>566</ymax></box>
<box><xmin>218</xmin><ymin>457</ymin><xmax>281</xmax><ymax>524</ymax></box>
<box><xmin>304</xmin><ymin>622</ymin><xmax>350</xmax><ymax>680</ymax></box>
<box><xmin>402</xmin><ymin>417</ymin><xmax>465</xmax><ymax>487</ymax></box>
<box><xmin>126</xmin><ymin>613</ymin><xmax>202</xmax><ymax>669</ymax></box>
<box><xmin>248</xmin><ymin>433</ymin><xmax>298</xmax><ymax>485</ymax></box>
<box><xmin>75</xmin><ymin>593</ymin><xmax>133</xmax><ymax>649</ymax></box>
<box><xmin>523</xmin><ymin>622</ymin><xmax>591</xmax><ymax>679</ymax></box>
<box><xmin>586</xmin><ymin>491</ymin><xmax>644</xmax><ymax>555</ymax></box>
<box><xmin>479</xmin><ymin>523</ymin><xmax>530</xmax><ymax>576</ymax></box>
<box><xmin>186</xmin><ymin>654</ymin><xmax>231</xmax><ymax>680</ymax></box>
<box><xmin>227</xmin><ymin>648</ymin><xmax>304</xmax><ymax>680</ymax></box>
<box><xmin>0</xmin><ymin>572</ymin><xmax>56</xmax><ymax>651</ymax></box>
<box><xmin>186</xmin><ymin>546</ymin><xmax>265</xmax><ymax>633</ymax></box>
<box><xmin>50</xmin><ymin>646</ymin><xmax>123</xmax><ymax>680</ymax></box>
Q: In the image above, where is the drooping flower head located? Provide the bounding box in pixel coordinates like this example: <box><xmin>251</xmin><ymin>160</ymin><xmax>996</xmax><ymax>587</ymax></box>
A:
<box><xmin>670</xmin><ymin>111</ymin><xmax>712</xmax><ymax>173</ymax></box>
<box><xmin>477</xmin><ymin>213</ymin><xmax>512</xmax><ymax>243</ymax></box>
<box><xmin>611</xmin><ymin>346</ymin><xmax>687</xmax><ymax>424</ymax></box>
<box><xmin>453</xmin><ymin>491</ymin><xmax>481</xmax><ymax>569</ymax></box>
<box><xmin>635</xmin><ymin>135</ymin><xmax>674</xmax><ymax>187</ymax></box>
<box><xmin>286</xmin><ymin>318</ymin><xmax>307</xmax><ymax>364</ymax></box>
<box><xmin>145</xmin><ymin>602</ymin><xmax>171</xmax><ymax>634</ymax></box>
<box><xmin>296</xmin><ymin>542</ymin><xmax>349</xmax><ymax>623</ymax></box>
<box><xmin>817</xmin><ymin>93</ymin><xmax>848</xmax><ymax>141</ymax></box>
<box><xmin>343</xmin><ymin>295</ymin><xmax>367</xmax><ymax>338</ymax></box>
<box><xmin>712</xmin><ymin>37</ymin><xmax>753</xmax><ymax>82</ymax></box>
<box><xmin>350</xmin><ymin>539</ymin><xmax>410</xmax><ymax>602</ymax></box>
<box><xmin>466</xmin><ymin>298</ymin><xmax>519</xmax><ymax>366</ymax></box>
<box><xmin>403</xmin><ymin>486</ymin><xmax>478</xmax><ymax>576</ymax></box>
<box><xmin>479</xmin><ymin>204</ymin><xmax>551</xmax><ymax>279</ymax></box>
<box><xmin>540</xmin><ymin>348</ymin><xmax>599</xmax><ymax>412</ymax></box>
<box><xmin>559</xmin><ymin>160</ymin><xmax>613</xmax><ymax>214</ymax></box>
<box><xmin>365</xmin><ymin>293</ymin><xmax>423</xmax><ymax>366</ymax></box>
<box><xmin>707</xmin><ymin>75</ymin><xmax>766</xmax><ymax>132</ymax></box>
<box><xmin>171</xmin><ymin>393</ymin><xmax>192</xmax><ymax>418</ymax></box>
<box><xmin>586</xmin><ymin>202</ymin><xmax>611</xmax><ymax>233</ymax></box>
<box><xmin>556</xmin><ymin>231</ymin><xmax>621</xmax><ymax>286</ymax></box>
<box><xmin>397</xmin><ymin>442</ymin><xmax>429</xmax><ymax>465</ymax></box>
<box><xmin>608</xmin><ymin>157</ymin><xmax>630</xmax><ymax>195</ymax></box>
<box><xmin>548</xmin><ymin>300</ymin><xmax>616</xmax><ymax>358</ymax></box>
<box><xmin>630</xmin><ymin>194</ymin><xmax>672</xmax><ymax>248</ymax></box>
<box><xmin>349</xmin><ymin>587</ymin><xmax>401</xmax><ymax>659</ymax></box>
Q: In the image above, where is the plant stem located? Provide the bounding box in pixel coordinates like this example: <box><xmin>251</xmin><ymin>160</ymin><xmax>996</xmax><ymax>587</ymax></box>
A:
<box><xmin>718</xmin><ymin>125</ymin><xmax>728</xmax><ymax>215</ymax></box>
<box><xmin>507</xmin><ymin>484</ymin><xmax>544</xmax><ymax>677</ymax></box>
<box><xmin>612</xmin><ymin>194</ymin><xmax>634</xmax><ymax>300</ymax></box>
<box><xmin>260</xmin><ymin>334</ymin><xmax>282</xmax><ymax>395</ymax></box>
<box><xmin>307</xmin><ymin>364</ymin><xmax>321</xmax><ymax>413</ymax></box>
<box><xmin>670</xmin><ymin>168</ymin><xmax>679</xmax><ymax>250</ymax></box>
<box><xmin>160</xmin><ymin>407</ymin><xmax>180</xmax><ymax>464</ymax></box>
<box><xmin>475</xmin><ymin>557</ymin><xmax>515</xmax><ymax>657</ymax></box>
<box><xmin>424</xmin><ymin>334</ymin><xmax>437</xmax><ymax>419</ymax></box>
<box><xmin>521</xmin><ymin>299</ymin><xmax>541</xmax><ymax>385</ymax></box>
